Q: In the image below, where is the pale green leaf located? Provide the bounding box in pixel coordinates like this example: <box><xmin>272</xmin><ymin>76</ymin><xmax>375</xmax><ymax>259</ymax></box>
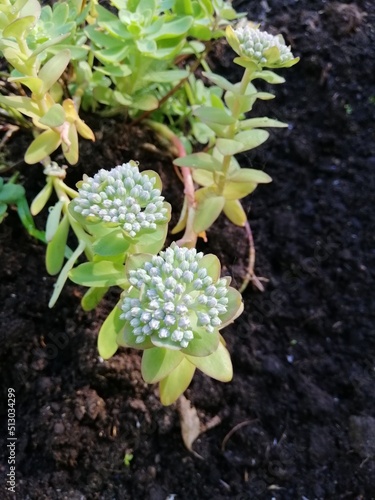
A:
<box><xmin>159</xmin><ymin>357</ymin><xmax>196</xmax><ymax>406</ymax></box>
<box><xmin>233</xmin><ymin>129</ymin><xmax>269</xmax><ymax>153</ymax></box>
<box><xmin>48</xmin><ymin>240</ymin><xmax>86</xmax><ymax>308</ymax></box>
<box><xmin>253</xmin><ymin>70</ymin><xmax>285</xmax><ymax>84</ymax></box>
<box><xmin>62</xmin><ymin>123</ymin><xmax>78</xmax><ymax>165</ymax></box>
<box><xmin>69</xmin><ymin>261</ymin><xmax>128</xmax><ymax>287</ymax></box>
<box><xmin>0</xmin><ymin>95</ymin><xmax>41</xmax><ymax>119</ymax></box>
<box><xmin>98</xmin><ymin>303</ymin><xmax>124</xmax><ymax>359</ymax></box>
<box><xmin>3</xmin><ymin>15</ymin><xmax>36</xmax><ymax>39</ymax></box>
<box><xmin>39</xmin><ymin>104</ymin><xmax>66</xmax><ymax>128</ymax></box>
<box><xmin>216</xmin><ymin>138</ymin><xmax>244</xmax><ymax>156</ymax></box>
<box><xmin>45</xmin><ymin>199</ymin><xmax>64</xmax><ymax>242</ymax></box>
<box><xmin>239</xmin><ymin>117</ymin><xmax>288</xmax><ymax>130</ymax></box>
<box><xmin>142</xmin><ymin>348</ymin><xmax>184</xmax><ymax>383</ymax></box>
<box><xmin>186</xmin><ymin>341</ymin><xmax>233</xmax><ymax>382</ymax></box>
<box><xmin>143</xmin><ymin>70</ymin><xmax>189</xmax><ymax>83</ymax></box>
<box><xmin>218</xmin><ymin>287</ymin><xmax>244</xmax><ymax>328</ymax></box>
<box><xmin>229</xmin><ymin>168</ymin><xmax>272</xmax><ymax>184</ymax></box>
<box><xmin>223</xmin><ymin>199</ymin><xmax>247</xmax><ymax>226</ymax></box>
<box><xmin>193</xmin><ymin>194</ymin><xmax>225</xmax><ymax>233</ymax></box>
<box><xmin>30</xmin><ymin>180</ymin><xmax>53</xmax><ymax>215</ymax></box>
<box><xmin>38</xmin><ymin>50</ymin><xmax>71</xmax><ymax>94</ymax></box>
<box><xmin>46</xmin><ymin>214</ymin><xmax>70</xmax><ymax>275</ymax></box>
<box><xmin>223</xmin><ymin>180</ymin><xmax>257</xmax><ymax>200</ymax></box>
<box><xmin>181</xmin><ymin>327</ymin><xmax>220</xmax><ymax>357</ymax></box>
<box><xmin>25</xmin><ymin>129</ymin><xmax>61</xmax><ymax>164</ymax></box>
<box><xmin>93</xmin><ymin>229</ymin><xmax>130</xmax><ymax>256</ymax></box>
<box><xmin>202</xmin><ymin>71</ymin><xmax>235</xmax><ymax>92</ymax></box>
<box><xmin>194</xmin><ymin>106</ymin><xmax>236</xmax><ymax>125</ymax></box>
<box><xmin>174</xmin><ymin>153</ymin><xmax>223</xmax><ymax>173</ymax></box>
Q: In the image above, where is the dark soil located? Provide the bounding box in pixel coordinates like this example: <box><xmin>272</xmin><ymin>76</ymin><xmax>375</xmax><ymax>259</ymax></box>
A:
<box><xmin>1</xmin><ymin>1</ymin><xmax>375</xmax><ymax>498</ymax></box>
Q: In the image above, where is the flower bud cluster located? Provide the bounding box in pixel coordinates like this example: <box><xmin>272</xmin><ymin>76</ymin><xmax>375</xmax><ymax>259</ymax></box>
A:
<box><xmin>74</xmin><ymin>162</ymin><xmax>168</xmax><ymax>238</ymax></box>
<box><xmin>235</xmin><ymin>26</ymin><xmax>294</xmax><ymax>65</ymax></box>
<box><xmin>120</xmin><ymin>244</ymin><xmax>229</xmax><ymax>349</ymax></box>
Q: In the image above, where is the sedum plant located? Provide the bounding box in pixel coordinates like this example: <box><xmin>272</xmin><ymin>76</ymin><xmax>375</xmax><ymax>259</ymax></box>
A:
<box><xmin>47</xmin><ymin>161</ymin><xmax>243</xmax><ymax>405</ymax></box>
<box><xmin>172</xmin><ymin>24</ymin><xmax>299</xmax><ymax>245</ymax></box>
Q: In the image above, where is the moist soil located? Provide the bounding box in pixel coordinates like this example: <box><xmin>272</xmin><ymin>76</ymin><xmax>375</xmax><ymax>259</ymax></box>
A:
<box><xmin>1</xmin><ymin>1</ymin><xmax>375</xmax><ymax>499</ymax></box>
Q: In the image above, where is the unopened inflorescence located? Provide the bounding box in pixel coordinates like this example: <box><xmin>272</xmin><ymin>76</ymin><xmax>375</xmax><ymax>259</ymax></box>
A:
<box><xmin>120</xmin><ymin>244</ymin><xmax>229</xmax><ymax>349</ymax></box>
<box><xmin>74</xmin><ymin>162</ymin><xmax>168</xmax><ymax>238</ymax></box>
<box><xmin>235</xmin><ymin>26</ymin><xmax>294</xmax><ymax>65</ymax></box>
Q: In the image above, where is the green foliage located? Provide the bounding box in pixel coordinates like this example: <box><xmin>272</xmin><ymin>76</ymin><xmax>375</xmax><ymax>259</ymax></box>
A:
<box><xmin>0</xmin><ymin>3</ymin><xmax>299</xmax><ymax>410</ymax></box>
<box><xmin>0</xmin><ymin>0</ymin><xmax>95</xmax><ymax>165</ymax></box>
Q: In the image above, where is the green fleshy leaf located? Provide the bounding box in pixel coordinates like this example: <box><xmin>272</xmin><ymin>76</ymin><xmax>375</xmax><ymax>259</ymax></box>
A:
<box><xmin>141</xmin><ymin>170</ymin><xmax>163</xmax><ymax>192</ymax></box>
<box><xmin>218</xmin><ymin>287</ymin><xmax>244</xmax><ymax>329</ymax></box>
<box><xmin>159</xmin><ymin>357</ymin><xmax>196</xmax><ymax>406</ymax></box>
<box><xmin>125</xmin><ymin>253</ymin><xmax>153</xmax><ymax>276</ymax></box>
<box><xmin>141</xmin><ymin>348</ymin><xmax>184</xmax><ymax>383</ymax></box>
<box><xmin>194</xmin><ymin>106</ymin><xmax>236</xmax><ymax>125</ymax></box>
<box><xmin>0</xmin><ymin>95</ymin><xmax>41</xmax><ymax>119</ymax></box>
<box><xmin>69</xmin><ymin>261</ymin><xmax>128</xmax><ymax>287</ymax></box>
<box><xmin>93</xmin><ymin>229</ymin><xmax>130</xmax><ymax>256</ymax></box>
<box><xmin>45</xmin><ymin>199</ymin><xmax>64</xmax><ymax>242</ymax></box>
<box><xmin>182</xmin><ymin>328</ymin><xmax>219</xmax><ymax>357</ymax></box>
<box><xmin>81</xmin><ymin>286</ymin><xmax>108</xmax><ymax>312</ymax></box>
<box><xmin>130</xmin><ymin>94</ymin><xmax>159</xmax><ymax>111</ymax></box>
<box><xmin>193</xmin><ymin>193</ymin><xmax>225</xmax><ymax>233</ymax></box>
<box><xmin>223</xmin><ymin>180</ymin><xmax>257</xmax><ymax>200</ymax></box>
<box><xmin>3</xmin><ymin>16</ymin><xmax>36</xmax><ymax>39</ymax></box>
<box><xmin>25</xmin><ymin>129</ymin><xmax>62</xmax><ymax>164</ymax></box>
<box><xmin>228</xmin><ymin>168</ymin><xmax>272</xmax><ymax>184</ymax></box>
<box><xmin>151</xmin><ymin>16</ymin><xmax>193</xmax><ymax>40</ymax></box>
<box><xmin>98</xmin><ymin>303</ymin><xmax>124</xmax><ymax>359</ymax></box>
<box><xmin>198</xmin><ymin>254</ymin><xmax>221</xmax><ymax>281</ymax></box>
<box><xmin>192</xmin><ymin>169</ymin><xmax>215</xmax><ymax>188</ymax></box>
<box><xmin>38</xmin><ymin>104</ymin><xmax>66</xmax><ymax>128</ymax></box>
<box><xmin>225</xmin><ymin>91</ymin><xmax>257</xmax><ymax>114</ymax></box>
<box><xmin>239</xmin><ymin>117</ymin><xmax>287</xmax><ymax>130</ymax></box>
<box><xmin>62</xmin><ymin>123</ymin><xmax>78</xmax><ymax>165</ymax></box>
<box><xmin>233</xmin><ymin>56</ymin><xmax>259</xmax><ymax>71</ymax></box>
<box><xmin>46</xmin><ymin>214</ymin><xmax>70</xmax><ymax>275</ymax></box>
<box><xmin>49</xmin><ymin>240</ymin><xmax>86</xmax><ymax>308</ymax></box>
<box><xmin>8</xmin><ymin>76</ymin><xmax>44</xmax><ymax>95</ymax></box>
<box><xmin>233</xmin><ymin>129</ymin><xmax>269</xmax><ymax>153</ymax></box>
<box><xmin>30</xmin><ymin>180</ymin><xmax>53</xmax><ymax>215</ymax></box>
<box><xmin>225</xmin><ymin>25</ymin><xmax>241</xmax><ymax>56</ymax></box>
<box><xmin>216</xmin><ymin>138</ymin><xmax>244</xmax><ymax>156</ymax></box>
<box><xmin>143</xmin><ymin>69</ymin><xmax>189</xmax><ymax>83</ymax></box>
<box><xmin>252</xmin><ymin>70</ymin><xmax>285</xmax><ymax>84</ymax></box>
<box><xmin>38</xmin><ymin>50</ymin><xmax>71</xmax><ymax>94</ymax></box>
<box><xmin>133</xmin><ymin>221</ymin><xmax>168</xmax><ymax>255</ymax></box>
<box><xmin>186</xmin><ymin>341</ymin><xmax>233</xmax><ymax>382</ymax></box>
<box><xmin>202</xmin><ymin>71</ymin><xmax>235</xmax><ymax>92</ymax></box>
<box><xmin>174</xmin><ymin>153</ymin><xmax>223</xmax><ymax>173</ymax></box>
<box><xmin>223</xmin><ymin>199</ymin><xmax>247</xmax><ymax>227</ymax></box>
<box><xmin>0</xmin><ymin>183</ymin><xmax>25</xmax><ymax>203</ymax></box>
<box><xmin>117</xmin><ymin>321</ymin><xmax>154</xmax><ymax>350</ymax></box>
